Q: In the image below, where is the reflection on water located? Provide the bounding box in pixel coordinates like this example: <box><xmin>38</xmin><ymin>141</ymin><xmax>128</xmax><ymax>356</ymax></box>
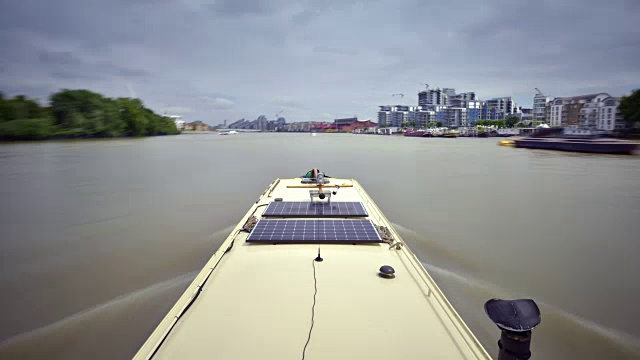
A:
<box><xmin>1</xmin><ymin>134</ymin><xmax>639</xmax><ymax>359</ymax></box>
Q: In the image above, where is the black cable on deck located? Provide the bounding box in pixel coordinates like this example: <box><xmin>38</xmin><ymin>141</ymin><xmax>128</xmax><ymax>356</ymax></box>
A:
<box><xmin>301</xmin><ymin>258</ymin><xmax>319</xmax><ymax>360</ymax></box>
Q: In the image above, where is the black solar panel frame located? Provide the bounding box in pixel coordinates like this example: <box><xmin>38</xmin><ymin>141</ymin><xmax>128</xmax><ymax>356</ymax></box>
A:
<box><xmin>246</xmin><ymin>219</ymin><xmax>382</xmax><ymax>244</ymax></box>
<box><xmin>262</xmin><ymin>201</ymin><xmax>368</xmax><ymax>218</ymax></box>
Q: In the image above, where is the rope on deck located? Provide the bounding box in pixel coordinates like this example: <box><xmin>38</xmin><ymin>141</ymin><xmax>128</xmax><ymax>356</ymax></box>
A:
<box><xmin>242</xmin><ymin>215</ymin><xmax>258</xmax><ymax>233</ymax></box>
<box><xmin>377</xmin><ymin>225</ymin><xmax>394</xmax><ymax>243</ymax></box>
<box><xmin>377</xmin><ymin>225</ymin><xmax>404</xmax><ymax>250</ymax></box>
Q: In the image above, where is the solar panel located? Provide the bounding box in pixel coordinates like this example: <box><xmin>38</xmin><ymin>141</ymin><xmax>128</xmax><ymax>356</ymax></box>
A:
<box><xmin>262</xmin><ymin>201</ymin><xmax>368</xmax><ymax>218</ymax></box>
<box><xmin>246</xmin><ymin>219</ymin><xmax>382</xmax><ymax>244</ymax></box>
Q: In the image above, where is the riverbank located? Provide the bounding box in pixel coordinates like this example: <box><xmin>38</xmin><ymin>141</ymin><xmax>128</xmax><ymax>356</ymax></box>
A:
<box><xmin>179</xmin><ymin>130</ymin><xmax>215</xmax><ymax>134</ymax></box>
<box><xmin>0</xmin><ymin>90</ymin><xmax>179</xmax><ymax>141</ymax></box>
<box><xmin>0</xmin><ymin>129</ymin><xmax>180</xmax><ymax>142</ymax></box>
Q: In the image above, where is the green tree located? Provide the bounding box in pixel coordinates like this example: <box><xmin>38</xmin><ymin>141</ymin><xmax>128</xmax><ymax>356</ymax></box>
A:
<box><xmin>505</xmin><ymin>116</ymin><xmax>519</xmax><ymax>128</ymax></box>
<box><xmin>1</xmin><ymin>89</ymin><xmax>176</xmax><ymax>140</ymax></box>
<box><xmin>116</xmin><ymin>98</ymin><xmax>147</xmax><ymax>136</ymax></box>
<box><xmin>620</xmin><ymin>89</ymin><xmax>640</xmax><ymax>129</ymax></box>
<box><xmin>0</xmin><ymin>118</ymin><xmax>54</xmax><ymax>140</ymax></box>
<box><xmin>436</xmin><ymin>121</ymin><xmax>443</xmax><ymax>127</ymax></box>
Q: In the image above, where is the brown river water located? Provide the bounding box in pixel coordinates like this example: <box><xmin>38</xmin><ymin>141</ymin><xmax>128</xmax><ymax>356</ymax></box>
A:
<box><xmin>1</xmin><ymin>133</ymin><xmax>639</xmax><ymax>359</ymax></box>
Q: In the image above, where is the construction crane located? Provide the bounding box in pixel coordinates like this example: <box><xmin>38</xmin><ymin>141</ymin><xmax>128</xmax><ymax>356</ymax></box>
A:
<box><xmin>275</xmin><ymin>109</ymin><xmax>284</xmax><ymax>119</ymax></box>
<box><xmin>392</xmin><ymin>93</ymin><xmax>405</xmax><ymax>105</ymax></box>
<box><xmin>422</xmin><ymin>83</ymin><xmax>429</xmax><ymax>90</ymax></box>
<box><xmin>535</xmin><ymin>88</ymin><xmax>544</xmax><ymax>96</ymax></box>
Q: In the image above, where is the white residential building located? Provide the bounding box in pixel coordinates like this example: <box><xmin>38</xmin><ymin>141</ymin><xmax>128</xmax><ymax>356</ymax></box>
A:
<box><xmin>533</xmin><ymin>92</ymin><xmax>552</xmax><ymax>122</ymax></box>
<box><xmin>446</xmin><ymin>91</ymin><xmax>475</xmax><ymax>106</ymax></box>
<box><xmin>378</xmin><ymin>106</ymin><xmax>392</xmax><ymax>126</ymax></box>
<box><xmin>168</xmin><ymin>115</ymin><xmax>185</xmax><ymax>130</ymax></box>
<box><xmin>485</xmin><ymin>97</ymin><xmax>517</xmax><ymax>116</ymax></box>
<box><xmin>594</xmin><ymin>96</ymin><xmax>623</xmax><ymax>131</ymax></box>
<box><xmin>377</xmin><ymin>105</ymin><xmax>415</xmax><ymax>127</ymax></box>
<box><xmin>443</xmin><ymin>88</ymin><xmax>456</xmax><ymax>100</ymax></box>
<box><xmin>443</xmin><ymin>108</ymin><xmax>468</xmax><ymax>127</ymax></box>
<box><xmin>418</xmin><ymin>88</ymin><xmax>447</xmax><ymax>107</ymax></box>
<box><xmin>549</xmin><ymin>93</ymin><xmax>623</xmax><ymax>131</ymax></box>
<box><xmin>390</xmin><ymin>105</ymin><xmax>414</xmax><ymax>127</ymax></box>
<box><xmin>550</xmin><ymin>93</ymin><xmax>608</xmax><ymax>127</ymax></box>
<box><xmin>413</xmin><ymin>106</ymin><xmax>437</xmax><ymax>128</ymax></box>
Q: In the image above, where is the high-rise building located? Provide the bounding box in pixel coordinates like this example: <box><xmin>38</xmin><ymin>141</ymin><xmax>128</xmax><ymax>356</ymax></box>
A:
<box><xmin>255</xmin><ymin>115</ymin><xmax>268</xmax><ymax>131</ymax></box>
<box><xmin>533</xmin><ymin>92</ymin><xmax>553</xmax><ymax>122</ymax></box>
<box><xmin>412</xmin><ymin>106</ymin><xmax>436</xmax><ymax>128</ymax></box>
<box><xmin>443</xmin><ymin>108</ymin><xmax>467</xmax><ymax>127</ymax></box>
<box><xmin>377</xmin><ymin>105</ymin><xmax>415</xmax><ymax>127</ymax></box>
<box><xmin>466</xmin><ymin>101</ymin><xmax>482</xmax><ymax>125</ymax></box>
<box><xmin>378</xmin><ymin>106</ymin><xmax>392</xmax><ymax>126</ymax></box>
<box><xmin>485</xmin><ymin>97</ymin><xmax>517</xmax><ymax>116</ymax></box>
<box><xmin>458</xmin><ymin>92</ymin><xmax>476</xmax><ymax>101</ymax></box>
<box><xmin>390</xmin><ymin>106</ymin><xmax>414</xmax><ymax>127</ymax></box>
<box><xmin>418</xmin><ymin>89</ymin><xmax>447</xmax><ymax>107</ymax></box>
<box><xmin>443</xmin><ymin>88</ymin><xmax>456</xmax><ymax>101</ymax></box>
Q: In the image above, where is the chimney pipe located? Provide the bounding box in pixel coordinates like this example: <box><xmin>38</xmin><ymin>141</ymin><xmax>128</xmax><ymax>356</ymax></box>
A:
<box><xmin>485</xmin><ymin>299</ymin><xmax>541</xmax><ymax>360</ymax></box>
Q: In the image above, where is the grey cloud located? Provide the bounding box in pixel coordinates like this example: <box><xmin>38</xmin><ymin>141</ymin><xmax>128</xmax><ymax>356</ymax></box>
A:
<box><xmin>39</xmin><ymin>50</ymin><xmax>150</xmax><ymax>80</ymax></box>
<box><xmin>205</xmin><ymin>0</ymin><xmax>280</xmax><ymax>16</ymax></box>
<box><xmin>313</xmin><ymin>45</ymin><xmax>358</xmax><ymax>56</ymax></box>
<box><xmin>1</xmin><ymin>0</ymin><xmax>639</xmax><ymax>123</ymax></box>
<box><xmin>272</xmin><ymin>97</ymin><xmax>304</xmax><ymax>110</ymax></box>
<box><xmin>50</xmin><ymin>70</ymin><xmax>104</xmax><ymax>81</ymax></box>
<box><xmin>290</xmin><ymin>9</ymin><xmax>320</xmax><ymax>26</ymax></box>
<box><xmin>39</xmin><ymin>51</ymin><xmax>83</xmax><ymax>65</ymax></box>
<box><xmin>212</xmin><ymin>97</ymin><xmax>235</xmax><ymax>110</ymax></box>
<box><xmin>111</xmin><ymin>66</ymin><xmax>150</xmax><ymax>78</ymax></box>
<box><xmin>290</xmin><ymin>0</ymin><xmax>373</xmax><ymax>26</ymax></box>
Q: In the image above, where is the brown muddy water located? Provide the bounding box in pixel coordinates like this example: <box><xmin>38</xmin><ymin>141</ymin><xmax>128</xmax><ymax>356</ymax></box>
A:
<box><xmin>1</xmin><ymin>133</ymin><xmax>639</xmax><ymax>359</ymax></box>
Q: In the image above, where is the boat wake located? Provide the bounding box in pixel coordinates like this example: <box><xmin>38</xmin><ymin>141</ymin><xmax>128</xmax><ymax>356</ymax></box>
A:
<box><xmin>0</xmin><ymin>271</ymin><xmax>197</xmax><ymax>349</ymax></box>
<box><xmin>0</xmin><ymin>224</ymin><xmax>242</xmax><ymax>359</ymax></box>
<box><xmin>422</xmin><ymin>257</ymin><xmax>640</xmax><ymax>357</ymax></box>
<box><xmin>391</xmin><ymin>221</ymin><xmax>639</xmax><ymax>356</ymax></box>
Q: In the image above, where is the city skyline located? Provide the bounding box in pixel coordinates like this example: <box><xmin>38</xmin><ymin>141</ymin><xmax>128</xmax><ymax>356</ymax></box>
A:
<box><xmin>1</xmin><ymin>0</ymin><xmax>638</xmax><ymax>123</ymax></box>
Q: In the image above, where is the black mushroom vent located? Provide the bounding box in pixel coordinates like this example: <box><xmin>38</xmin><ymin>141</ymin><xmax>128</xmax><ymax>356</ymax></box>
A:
<box><xmin>484</xmin><ymin>299</ymin><xmax>541</xmax><ymax>332</ymax></box>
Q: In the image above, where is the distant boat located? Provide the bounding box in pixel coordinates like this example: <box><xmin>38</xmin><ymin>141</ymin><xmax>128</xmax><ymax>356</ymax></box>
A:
<box><xmin>220</xmin><ymin>130</ymin><xmax>239</xmax><ymax>135</ymax></box>
<box><xmin>514</xmin><ymin>127</ymin><xmax>637</xmax><ymax>154</ymax></box>
<box><xmin>311</xmin><ymin>132</ymin><xmax>317</xmax><ymax>136</ymax></box>
<box><xmin>441</xmin><ymin>129</ymin><xmax>459</xmax><ymax>138</ymax></box>
<box><xmin>404</xmin><ymin>130</ymin><xmax>425</xmax><ymax>137</ymax></box>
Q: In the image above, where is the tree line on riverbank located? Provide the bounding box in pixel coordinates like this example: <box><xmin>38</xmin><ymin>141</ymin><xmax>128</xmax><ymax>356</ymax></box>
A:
<box><xmin>0</xmin><ymin>90</ymin><xmax>179</xmax><ymax>140</ymax></box>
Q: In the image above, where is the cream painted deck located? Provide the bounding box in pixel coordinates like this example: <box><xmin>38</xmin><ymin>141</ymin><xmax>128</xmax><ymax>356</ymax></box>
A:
<box><xmin>133</xmin><ymin>178</ymin><xmax>491</xmax><ymax>360</ymax></box>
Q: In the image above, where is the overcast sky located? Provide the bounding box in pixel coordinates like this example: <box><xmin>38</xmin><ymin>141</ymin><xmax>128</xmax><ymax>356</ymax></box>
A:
<box><xmin>1</xmin><ymin>0</ymin><xmax>639</xmax><ymax>123</ymax></box>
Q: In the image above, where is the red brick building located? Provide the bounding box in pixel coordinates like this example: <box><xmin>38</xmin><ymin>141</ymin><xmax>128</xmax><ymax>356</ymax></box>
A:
<box><xmin>333</xmin><ymin>117</ymin><xmax>377</xmax><ymax>132</ymax></box>
<box><xmin>185</xmin><ymin>121</ymin><xmax>209</xmax><ymax>131</ymax></box>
